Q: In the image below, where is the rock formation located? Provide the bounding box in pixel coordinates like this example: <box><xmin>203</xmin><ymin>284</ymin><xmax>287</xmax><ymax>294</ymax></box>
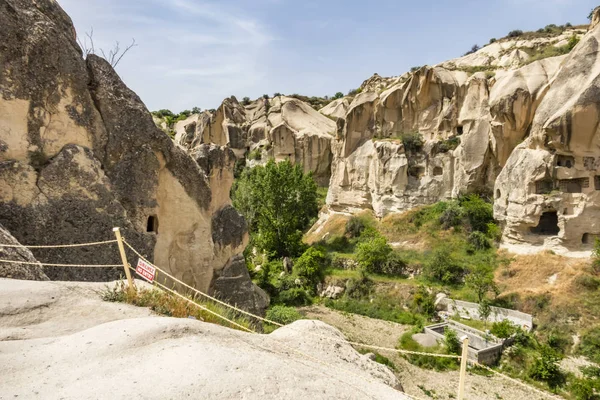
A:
<box><xmin>494</xmin><ymin>9</ymin><xmax>600</xmax><ymax>249</ymax></box>
<box><xmin>0</xmin><ymin>223</ymin><xmax>48</xmax><ymax>281</ymax></box>
<box><xmin>173</xmin><ymin>96</ymin><xmax>336</xmax><ymax>185</ymax></box>
<box><xmin>0</xmin><ymin>0</ymin><xmax>266</xmax><ymax>314</ymax></box>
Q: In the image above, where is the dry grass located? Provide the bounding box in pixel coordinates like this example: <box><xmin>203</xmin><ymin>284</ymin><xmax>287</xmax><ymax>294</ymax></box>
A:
<box><xmin>102</xmin><ymin>281</ymin><xmax>255</xmax><ymax>332</ymax></box>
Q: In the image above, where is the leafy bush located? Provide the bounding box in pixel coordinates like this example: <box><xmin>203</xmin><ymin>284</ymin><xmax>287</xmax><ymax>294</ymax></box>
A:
<box><xmin>592</xmin><ymin>239</ymin><xmax>600</xmax><ymax>273</ymax></box>
<box><xmin>459</xmin><ymin>194</ymin><xmax>494</xmax><ymax>233</ymax></box>
<box><xmin>580</xmin><ymin>326</ymin><xmax>600</xmax><ymax>364</ymax></box>
<box><xmin>528</xmin><ymin>345</ymin><xmax>566</xmax><ymax>389</ymax></box>
<box><xmin>569</xmin><ymin>378</ymin><xmax>598</xmax><ymax>400</ymax></box>
<box><xmin>490</xmin><ymin>320</ymin><xmax>518</xmax><ymax>339</ymax></box>
<box><xmin>411</xmin><ymin>286</ymin><xmax>436</xmax><ymax>319</ymax></box>
<box><xmin>435</xmin><ymin>136</ymin><xmax>461</xmax><ymax>153</ymax></box>
<box><xmin>276</xmin><ymin>287</ymin><xmax>312</xmax><ymax>306</ymax></box>
<box><xmin>333</xmin><ymin>92</ymin><xmax>344</xmax><ymax>100</ymax></box>
<box><xmin>265</xmin><ymin>305</ymin><xmax>303</xmax><ymax>325</ymax></box>
<box><xmin>567</xmin><ymin>35</ymin><xmax>581</xmax><ymax>51</ymax></box>
<box><xmin>507</xmin><ymin>30</ymin><xmax>523</xmax><ymax>38</ymax></box>
<box><xmin>152</xmin><ymin>109</ymin><xmax>175</xmax><ymax>118</ymax></box>
<box><xmin>247</xmin><ymin>149</ymin><xmax>262</xmax><ymax>161</ymax></box>
<box><xmin>489</xmin><ymin>38</ymin><xmax>497</xmax><ymax>44</ymax></box>
<box><xmin>410</xmin><ymin>66</ymin><xmax>422</xmax><ymax>73</ymax></box>
<box><xmin>355</xmin><ymin>236</ymin><xmax>393</xmax><ymax>274</ymax></box>
<box><xmin>380</xmin><ymin>251</ymin><xmax>407</xmax><ymax>276</ymax></box>
<box><xmin>486</xmin><ymin>222</ymin><xmax>502</xmax><ymax>242</ymax></box>
<box><xmin>242</xmin><ymin>96</ymin><xmax>251</xmax><ymax>105</ymax></box>
<box><xmin>345</xmin><ymin>216</ymin><xmax>366</xmax><ymax>238</ymax></box>
<box><xmin>466</xmin><ymin>264</ymin><xmax>498</xmax><ymax>302</ymax></box>
<box><xmin>464</xmin><ymin>44</ymin><xmax>480</xmax><ymax>56</ymax></box>
<box><xmin>424</xmin><ymin>246</ymin><xmax>465</xmax><ymax>284</ymax></box>
<box><xmin>444</xmin><ymin>328</ymin><xmax>461</xmax><ymax>355</ymax></box>
<box><xmin>325</xmin><ymin>235</ymin><xmax>351</xmax><ymax>252</ymax></box>
<box><xmin>401</xmin><ymin>132</ymin><xmax>424</xmax><ymax>152</ymax></box>
<box><xmin>468</xmin><ymin>231</ymin><xmax>491</xmax><ymax>250</ymax></box>
<box><xmin>293</xmin><ymin>247</ymin><xmax>329</xmax><ymax>288</ymax></box>
<box><xmin>439</xmin><ymin>201</ymin><xmax>463</xmax><ymax>229</ymax></box>
<box><xmin>344</xmin><ymin>267</ymin><xmax>374</xmax><ymax>299</ymax></box>
<box><xmin>326</xmin><ymin>296</ymin><xmax>423</xmax><ymax>325</ymax></box>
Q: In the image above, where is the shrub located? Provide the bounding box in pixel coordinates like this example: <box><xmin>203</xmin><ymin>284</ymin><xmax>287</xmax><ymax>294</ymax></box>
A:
<box><xmin>401</xmin><ymin>132</ymin><xmax>424</xmax><ymax>152</ymax></box>
<box><xmin>439</xmin><ymin>201</ymin><xmax>463</xmax><ymax>229</ymax></box>
<box><xmin>345</xmin><ymin>217</ymin><xmax>366</xmax><ymax>238</ymax></box>
<box><xmin>580</xmin><ymin>326</ymin><xmax>600</xmax><ymax>364</ymax></box>
<box><xmin>355</xmin><ymin>236</ymin><xmax>393</xmax><ymax>274</ymax></box>
<box><xmin>411</xmin><ymin>286</ymin><xmax>436</xmax><ymax>319</ymax></box>
<box><xmin>529</xmin><ymin>345</ymin><xmax>566</xmax><ymax>389</ymax></box>
<box><xmin>398</xmin><ymin>332</ymin><xmax>459</xmax><ymax>371</ymax></box>
<box><xmin>424</xmin><ymin>247</ymin><xmax>464</xmax><ymax>284</ymax></box>
<box><xmin>507</xmin><ymin>30</ymin><xmax>523</xmax><ymax>38</ymax></box>
<box><xmin>593</xmin><ymin>239</ymin><xmax>600</xmax><ymax>273</ymax></box>
<box><xmin>265</xmin><ymin>305</ymin><xmax>303</xmax><ymax>325</ymax></box>
<box><xmin>242</xmin><ymin>96</ymin><xmax>251</xmax><ymax>105</ymax></box>
<box><xmin>380</xmin><ymin>251</ymin><xmax>407</xmax><ymax>276</ymax></box>
<box><xmin>273</xmin><ymin>92</ymin><xmax>282</xmax><ymax>97</ymax></box>
<box><xmin>569</xmin><ymin>378</ymin><xmax>596</xmax><ymax>400</ymax></box>
<box><xmin>191</xmin><ymin>106</ymin><xmax>201</xmax><ymax>114</ymax></box>
<box><xmin>466</xmin><ymin>264</ymin><xmax>498</xmax><ymax>303</ymax></box>
<box><xmin>333</xmin><ymin>92</ymin><xmax>344</xmax><ymax>99</ymax></box>
<box><xmin>444</xmin><ymin>328</ymin><xmax>461</xmax><ymax>355</ymax></box>
<box><xmin>410</xmin><ymin>66</ymin><xmax>422</xmax><ymax>73</ymax></box>
<box><xmin>247</xmin><ymin>149</ymin><xmax>262</xmax><ymax>161</ymax></box>
<box><xmin>486</xmin><ymin>222</ymin><xmax>502</xmax><ymax>242</ymax></box>
<box><xmin>344</xmin><ymin>267</ymin><xmax>374</xmax><ymax>299</ymax></box>
<box><xmin>293</xmin><ymin>247</ymin><xmax>329</xmax><ymax>288</ymax></box>
<box><xmin>459</xmin><ymin>194</ymin><xmax>494</xmax><ymax>233</ymax></box>
<box><xmin>276</xmin><ymin>287</ymin><xmax>312</xmax><ymax>306</ymax></box>
<box><xmin>489</xmin><ymin>38</ymin><xmax>497</xmax><ymax>44</ymax></box>
<box><xmin>491</xmin><ymin>319</ymin><xmax>517</xmax><ymax>339</ymax></box>
<box><xmin>468</xmin><ymin>231</ymin><xmax>491</xmax><ymax>250</ymax></box>
<box><xmin>464</xmin><ymin>44</ymin><xmax>480</xmax><ymax>56</ymax></box>
<box><xmin>326</xmin><ymin>235</ymin><xmax>351</xmax><ymax>252</ymax></box>
<box><xmin>567</xmin><ymin>35</ymin><xmax>580</xmax><ymax>51</ymax></box>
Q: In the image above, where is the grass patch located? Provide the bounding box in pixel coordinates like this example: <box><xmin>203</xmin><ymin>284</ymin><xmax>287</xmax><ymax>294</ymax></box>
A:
<box><xmin>325</xmin><ymin>296</ymin><xmax>425</xmax><ymax>326</ymax></box>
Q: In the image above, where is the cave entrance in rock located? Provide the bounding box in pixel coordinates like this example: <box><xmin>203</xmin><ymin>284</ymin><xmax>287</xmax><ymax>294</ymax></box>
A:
<box><xmin>433</xmin><ymin>166</ymin><xmax>443</xmax><ymax>176</ymax></box>
<box><xmin>147</xmin><ymin>215</ymin><xmax>159</xmax><ymax>233</ymax></box>
<box><xmin>529</xmin><ymin>211</ymin><xmax>559</xmax><ymax>236</ymax></box>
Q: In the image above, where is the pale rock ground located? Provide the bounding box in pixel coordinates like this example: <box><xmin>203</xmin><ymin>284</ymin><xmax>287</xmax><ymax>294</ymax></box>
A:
<box><xmin>0</xmin><ymin>279</ymin><xmax>406</xmax><ymax>400</ymax></box>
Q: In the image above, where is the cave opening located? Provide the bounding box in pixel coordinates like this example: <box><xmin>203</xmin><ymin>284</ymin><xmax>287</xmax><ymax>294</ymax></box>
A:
<box><xmin>529</xmin><ymin>211</ymin><xmax>559</xmax><ymax>236</ymax></box>
<box><xmin>433</xmin><ymin>166</ymin><xmax>443</xmax><ymax>176</ymax></box>
<box><xmin>147</xmin><ymin>215</ymin><xmax>159</xmax><ymax>233</ymax></box>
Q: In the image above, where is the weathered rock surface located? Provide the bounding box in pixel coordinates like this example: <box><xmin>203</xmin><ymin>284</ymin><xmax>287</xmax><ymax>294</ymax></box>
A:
<box><xmin>495</xmin><ymin>9</ymin><xmax>600</xmax><ymax>249</ymax></box>
<box><xmin>0</xmin><ymin>278</ymin><xmax>406</xmax><ymax>400</ymax></box>
<box><xmin>0</xmin><ymin>0</ymin><xmax>266</xmax><ymax>314</ymax></box>
<box><xmin>174</xmin><ymin>96</ymin><xmax>336</xmax><ymax>185</ymax></box>
<box><xmin>0</xmin><ymin>224</ymin><xmax>48</xmax><ymax>281</ymax></box>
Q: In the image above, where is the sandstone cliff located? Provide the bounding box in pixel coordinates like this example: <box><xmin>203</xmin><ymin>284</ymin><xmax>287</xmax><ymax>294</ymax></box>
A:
<box><xmin>0</xmin><ymin>0</ymin><xmax>266</xmax><ymax>314</ymax></box>
<box><xmin>173</xmin><ymin>95</ymin><xmax>336</xmax><ymax>185</ymax></box>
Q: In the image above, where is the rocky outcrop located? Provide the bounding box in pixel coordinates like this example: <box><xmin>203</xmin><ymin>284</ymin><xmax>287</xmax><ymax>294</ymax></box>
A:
<box><xmin>0</xmin><ymin>223</ymin><xmax>48</xmax><ymax>281</ymax></box>
<box><xmin>0</xmin><ymin>0</ymin><xmax>266</xmax><ymax>314</ymax></box>
<box><xmin>174</xmin><ymin>96</ymin><xmax>336</xmax><ymax>185</ymax></box>
<box><xmin>494</xmin><ymin>9</ymin><xmax>600</xmax><ymax>249</ymax></box>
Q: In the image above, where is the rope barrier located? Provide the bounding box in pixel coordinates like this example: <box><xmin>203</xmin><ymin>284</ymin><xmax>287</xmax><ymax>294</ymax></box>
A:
<box><xmin>122</xmin><ymin>239</ymin><xmax>461</xmax><ymax>360</ymax></box>
<box><xmin>0</xmin><ymin>239</ymin><xmax>117</xmax><ymax>249</ymax></box>
<box><xmin>0</xmin><ymin>259</ymin><xmax>121</xmax><ymax>268</ymax></box>
<box><xmin>468</xmin><ymin>360</ymin><xmax>564</xmax><ymax>400</ymax></box>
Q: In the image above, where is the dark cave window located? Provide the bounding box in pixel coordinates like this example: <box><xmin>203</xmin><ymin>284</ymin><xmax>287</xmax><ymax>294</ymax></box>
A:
<box><xmin>529</xmin><ymin>211</ymin><xmax>559</xmax><ymax>236</ymax></box>
<box><xmin>495</xmin><ymin>189</ymin><xmax>501</xmax><ymax>199</ymax></box>
<box><xmin>147</xmin><ymin>215</ymin><xmax>159</xmax><ymax>233</ymax></box>
<box><xmin>433</xmin><ymin>166</ymin><xmax>443</xmax><ymax>176</ymax></box>
<box><xmin>456</xmin><ymin>126</ymin><xmax>464</xmax><ymax>135</ymax></box>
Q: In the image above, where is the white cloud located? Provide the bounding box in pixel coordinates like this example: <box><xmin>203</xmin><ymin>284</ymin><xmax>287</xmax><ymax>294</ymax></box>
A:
<box><xmin>57</xmin><ymin>0</ymin><xmax>275</xmax><ymax>111</ymax></box>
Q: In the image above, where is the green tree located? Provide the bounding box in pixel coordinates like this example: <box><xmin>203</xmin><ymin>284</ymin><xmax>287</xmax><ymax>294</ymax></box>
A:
<box><xmin>192</xmin><ymin>106</ymin><xmax>201</xmax><ymax>114</ymax></box>
<box><xmin>478</xmin><ymin>299</ymin><xmax>492</xmax><ymax>329</ymax></box>
<box><xmin>465</xmin><ymin>264</ymin><xmax>498</xmax><ymax>303</ymax></box>
<box><xmin>232</xmin><ymin>160</ymin><xmax>318</xmax><ymax>258</ymax></box>
<box><xmin>424</xmin><ymin>246</ymin><xmax>464</xmax><ymax>284</ymax></box>
<box><xmin>355</xmin><ymin>236</ymin><xmax>392</xmax><ymax>274</ymax></box>
<box><xmin>592</xmin><ymin>239</ymin><xmax>600</xmax><ymax>273</ymax></box>
<box><xmin>333</xmin><ymin>92</ymin><xmax>344</xmax><ymax>99</ymax></box>
<box><xmin>529</xmin><ymin>345</ymin><xmax>566</xmax><ymax>389</ymax></box>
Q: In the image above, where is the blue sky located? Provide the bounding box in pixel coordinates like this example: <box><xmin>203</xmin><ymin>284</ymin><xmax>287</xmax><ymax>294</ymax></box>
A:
<box><xmin>58</xmin><ymin>0</ymin><xmax>596</xmax><ymax>112</ymax></box>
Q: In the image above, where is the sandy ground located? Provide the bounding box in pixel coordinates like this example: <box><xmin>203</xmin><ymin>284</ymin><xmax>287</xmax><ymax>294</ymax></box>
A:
<box><xmin>302</xmin><ymin>305</ymin><xmax>560</xmax><ymax>400</ymax></box>
<box><xmin>0</xmin><ymin>278</ymin><xmax>408</xmax><ymax>400</ymax></box>
<box><xmin>500</xmin><ymin>242</ymin><xmax>591</xmax><ymax>259</ymax></box>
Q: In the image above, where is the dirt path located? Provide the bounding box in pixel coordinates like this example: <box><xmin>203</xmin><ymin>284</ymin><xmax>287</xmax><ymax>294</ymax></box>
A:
<box><xmin>301</xmin><ymin>305</ymin><xmax>559</xmax><ymax>400</ymax></box>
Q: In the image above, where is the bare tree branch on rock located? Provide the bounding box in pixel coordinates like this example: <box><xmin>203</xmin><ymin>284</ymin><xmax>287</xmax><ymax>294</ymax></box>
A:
<box><xmin>77</xmin><ymin>28</ymin><xmax>137</xmax><ymax>68</ymax></box>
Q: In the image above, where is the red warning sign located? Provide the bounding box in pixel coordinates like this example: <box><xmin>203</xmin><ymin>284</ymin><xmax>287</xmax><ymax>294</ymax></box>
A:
<box><xmin>136</xmin><ymin>259</ymin><xmax>156</xmax><ymax>282</ymax></box>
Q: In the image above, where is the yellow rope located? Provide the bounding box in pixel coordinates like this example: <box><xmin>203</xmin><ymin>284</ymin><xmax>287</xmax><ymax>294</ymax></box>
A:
<box><xmin>0</xmin><ymin>259</ymin><xmax>121</xmax><ymax>267</ymax></box>
<box><xmin>0</xmin><ymin>239</ymin><xmax>117</xmax><ymax>248</ymax></box>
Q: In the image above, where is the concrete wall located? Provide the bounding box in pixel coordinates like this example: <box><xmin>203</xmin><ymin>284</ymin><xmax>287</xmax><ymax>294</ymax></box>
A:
<box><xmin>442</xmin><ymin>298</ymin><xmax>533</xmax><ymax>331</ymax></box>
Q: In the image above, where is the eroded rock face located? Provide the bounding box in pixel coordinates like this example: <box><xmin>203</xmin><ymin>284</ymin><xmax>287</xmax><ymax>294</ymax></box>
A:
<box><xmin>0</xmin><ymin>223</ymin><xmax>48</xmax><ymax>281</ymax></box>
<box><xmin>494</xmin><ymin>10</ymin><xmax>600</xmax><ymax>249</ymax></box>
<box><xmin>0</xmin><ymin>0</ymin><xmax>266</xmax><ymax>314</ymax></box>
<box><xmin>174</xmin><ymin>96</ymin><xmax>336</xmax><ymax>185</ymax></box>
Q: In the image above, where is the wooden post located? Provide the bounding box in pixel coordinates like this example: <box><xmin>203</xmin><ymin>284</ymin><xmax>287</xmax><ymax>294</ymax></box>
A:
<box><xmin>457</xmin><ymin>336</ymin><xmax>470</xmax><ymax>400</ymax></box>
<box><xmin>113</xmin><ymin>227</ymin><xmax>133</xmax><ymax>288</ymax></box>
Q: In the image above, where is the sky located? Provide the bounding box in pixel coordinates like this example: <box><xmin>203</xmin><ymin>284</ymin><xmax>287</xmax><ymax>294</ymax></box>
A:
<box><xmin>57</xmin><ymin>0</ymin><xmax>596</xmax><ymax>112</ymax></box>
